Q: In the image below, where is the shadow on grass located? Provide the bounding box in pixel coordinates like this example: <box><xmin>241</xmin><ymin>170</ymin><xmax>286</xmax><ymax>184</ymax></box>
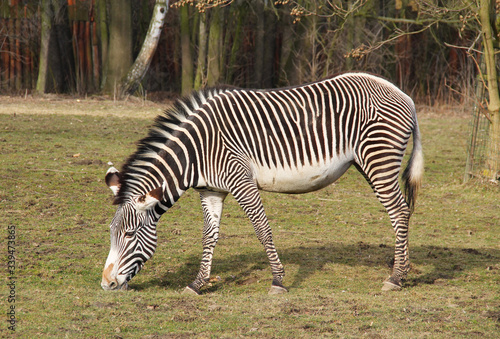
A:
<box><xmin>131</xmin><ymin>242</ymin><xmax>500</xmax><ymax>292</ymax></box>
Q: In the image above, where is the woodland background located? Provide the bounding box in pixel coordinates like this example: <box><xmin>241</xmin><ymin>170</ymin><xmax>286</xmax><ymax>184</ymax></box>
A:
<box><xmin>2</xmin><ymin>0</ymin><xmax>499</xmax><ymax>180</ymax></box>
<box><xmin>0</xmin><ymin>0</ymin><xmax>479</xmax><ymax>103</ymax></box>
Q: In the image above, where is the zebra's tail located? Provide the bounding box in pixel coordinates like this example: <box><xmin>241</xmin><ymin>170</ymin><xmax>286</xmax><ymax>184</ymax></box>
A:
<box><xmin>402</xmin><ymin>118</ymin><xmax>424</xmax><ymax>214</ymax></box>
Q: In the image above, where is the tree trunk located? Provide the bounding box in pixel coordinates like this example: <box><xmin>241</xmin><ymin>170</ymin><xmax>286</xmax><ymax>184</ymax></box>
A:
<box><xmin>119</xmin><ymin>0</ymin><xmax>169</xmax><ymax>97</ymax></box>
<box><xmin>480</xmin><ymin>0</ymin><xmax>500</xmax><ymax>180</ymax></box>
<box><xmin>278</xmin><ymin>12</ymin><xmax>295</xmax><ymax>86</ymax></box>
<box><xmin>226</xmin><ymin>7</ymin><xmax>244</xmax><ymax>84</ymax></box>
<box><xmin>254</xmin><ymin>3</ymin><xmax>265</xmax><ymax>87</ymax></box>
<box><xmin>180</xmin><ymin>4</ymin><xmax>193</xmax><ymax>96</ymax></box>
<box><xmin>96</xmin><ymin>0</ymin><xmax>109</xmax><ymax>91</ymax></box>
<box><xmin>262</xmin><ymin>8</ymin><xmax>276</xmax><ymax>88</ymax></box>
<box><xmin>253</xmin><ymin>3</ymin><xmax>275</xmax><ymax>88</ymax></box>
<box><xmin>394</xmin><ymin>0</ymin><xmax>412</xmax><ymax>91</ymax></box>
<box><xmin>36</xmin><ymin>0</ymin><xmax>53</xmax><ymax>94</ymax></box>
<box><xmin>194</xmin><ymin>12</ymin><xmax>207</xmax><ymax>90</ymax></box>
<box><xmin>206</xmin><ymin>7</ymin><xmax>223</xmax><ymax>87</ymax></box>
<box><xmin>37</xmin><ymin>0</ymin><xmax>72</xmax><ymax>94</ymax></box>
<box><xmin>103</xmin><ymin>0</ymin><xmax>132</xmax><ymax>95</ymax></box>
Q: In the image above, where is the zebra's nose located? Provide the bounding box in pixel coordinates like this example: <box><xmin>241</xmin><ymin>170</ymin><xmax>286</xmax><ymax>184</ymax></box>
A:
<box><xmin>101</xmin><ymin>277</ymin><xmax>129</xmax><ymax>290</ymax></box>
<box><xmin>101</xmin><ymin>276</ymin><xmax>119</xmax><ymax>290</ymax></box>
<box><xmin>101</xmin><ymin>263</ymin><xmax>118</xmax><ymax>290</ymax></box>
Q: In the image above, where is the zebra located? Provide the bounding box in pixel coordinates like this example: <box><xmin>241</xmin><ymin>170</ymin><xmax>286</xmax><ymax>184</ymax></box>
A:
<box><xmin>101</xmin><ymin>72</ymin><xmax>423</xmax><ymax>294</ymax></box>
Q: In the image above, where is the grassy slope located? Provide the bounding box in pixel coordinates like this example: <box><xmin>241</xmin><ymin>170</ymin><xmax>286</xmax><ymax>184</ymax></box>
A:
<box><xmin>0</xmin><ymin>99</ymin><xmax>498</xmax><ymax>338</ymax></box>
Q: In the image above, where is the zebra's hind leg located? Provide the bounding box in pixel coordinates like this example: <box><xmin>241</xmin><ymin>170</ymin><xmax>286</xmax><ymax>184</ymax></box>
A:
<box><xmin>183</xmin><ymin>190</ymin><xmax>228</xmax><ymax>295</ymax></box>
<box><xmin>381</xmin><ymin>207</ymin><xmax>411</xmax><ymax>291</ymax></box>
<box><xmin>231</xmin><ymin>181</ymin><xmax>288</xmax><ymax>295</ymax></box>
<box><xmin>380</xmin><ymin>197</ymin><xmax>411</xmax><ymax>290</ymax></box>
<box><xmin>354</xmin><ymin>163</ymin><xmax>411</xmax><ymax>291</ymax></box>
<box><xmin>376</xmin><ymin>189</ymin><xmax>411</xmax><ymax>291</ymax></box>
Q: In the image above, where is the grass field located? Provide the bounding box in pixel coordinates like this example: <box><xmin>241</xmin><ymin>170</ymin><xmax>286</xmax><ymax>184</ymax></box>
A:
<box><xmin>1</xmin><ymin>97</ymin><xmax>499</xmax><ymax>338</ymax></box>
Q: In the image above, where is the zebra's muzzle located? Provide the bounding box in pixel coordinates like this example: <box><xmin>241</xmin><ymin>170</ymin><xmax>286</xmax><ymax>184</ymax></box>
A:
<box><xmin>101</xmin><ymin>279</ymin><xmax>129</xmax><ymax>291</ymax></box>
<box><xmin>101</xmin><ymin>263</ymin><xmax>129</xmax><ymax>291</ymax></box>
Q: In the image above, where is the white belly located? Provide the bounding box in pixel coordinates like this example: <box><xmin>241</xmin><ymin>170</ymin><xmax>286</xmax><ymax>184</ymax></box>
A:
<box><xmin>252</xmin><ymin>155</ymin><xmax>353</xmax><ymax>193</ymax></box>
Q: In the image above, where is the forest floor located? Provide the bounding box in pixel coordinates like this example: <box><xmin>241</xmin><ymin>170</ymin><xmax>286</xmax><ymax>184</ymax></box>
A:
<box><xmin>0</xmin><ymin>95</ymin><xmax>498</xmax><ymax>338</ymax></box>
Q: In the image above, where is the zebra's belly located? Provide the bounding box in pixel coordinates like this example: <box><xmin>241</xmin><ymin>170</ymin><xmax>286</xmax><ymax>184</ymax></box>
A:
<box><xmin>252</xmin><ymin>156</ymin><xmax>353</xmax><ymax>193</ymax></box>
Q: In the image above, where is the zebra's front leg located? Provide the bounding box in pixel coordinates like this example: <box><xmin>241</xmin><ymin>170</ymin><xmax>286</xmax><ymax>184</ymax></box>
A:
<box><xmin>183</xmin><ymin>190</ymin><xmax>227</xmax><ymax>295</ymax></box>
<box><xmin>232</xmin><ymin>182</ymin><xmax>288</xmax><ymax>295</ymax></box>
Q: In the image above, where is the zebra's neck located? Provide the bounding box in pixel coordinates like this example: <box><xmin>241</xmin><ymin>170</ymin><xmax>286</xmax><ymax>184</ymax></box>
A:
<box><xmin>115</xmin><ymin>125</ymin><xmax>200</xmax><ymax>211</ymax></box>
<box><xmin>115</xmin><ymin>87</ymin><xmax>231</xmax><ymax>208</ymax></box>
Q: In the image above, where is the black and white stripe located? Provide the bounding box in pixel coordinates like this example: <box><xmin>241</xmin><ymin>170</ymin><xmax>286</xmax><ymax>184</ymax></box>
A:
<box><xmin>101</xmin><ymin>72</ymin><xmax>423</xmax><ymax>293</ymax></box>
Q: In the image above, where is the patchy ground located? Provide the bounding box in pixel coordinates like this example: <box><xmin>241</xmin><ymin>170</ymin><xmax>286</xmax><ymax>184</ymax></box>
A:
<box><xmin>0</xmin><ymin>95</ymin><xmax>164</xmax><ymax>119</ymax></box>
<box><xmin>0</xmin><ymin>95</ymin><xmax>498</xmax><ymax>337</ymax></box>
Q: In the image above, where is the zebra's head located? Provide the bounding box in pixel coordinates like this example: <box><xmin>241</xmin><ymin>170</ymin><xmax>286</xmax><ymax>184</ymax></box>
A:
<box><xmin>101</xmin><ymin>167</ymin><xmax>163</xmax><ymax>290</ymax></box>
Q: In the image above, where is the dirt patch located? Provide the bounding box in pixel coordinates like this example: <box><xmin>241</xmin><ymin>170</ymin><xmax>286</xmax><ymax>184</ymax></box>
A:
<box><xmin>486</xmin><ymin>310</ymin><xmax>500</xmax><ymax>322</ymax></box>
<box><xmin>73</xmin><ymin>159</ymin><xmax>106</xmax><ymax>166</ymax></box>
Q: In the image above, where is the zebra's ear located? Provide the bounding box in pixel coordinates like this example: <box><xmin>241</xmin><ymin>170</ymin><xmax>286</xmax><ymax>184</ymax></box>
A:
<box><xmin>135</xmin><ymin>182</ymin><xmax>166</xmax><ymax>211</ymax></box>
<box><xmin>105</xmin><ymin>167</ymin><xmax>121</xmax><ymax>196</ymax></box>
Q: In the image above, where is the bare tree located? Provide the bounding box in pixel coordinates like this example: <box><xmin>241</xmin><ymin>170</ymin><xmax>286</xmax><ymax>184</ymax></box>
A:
<box><xmin>36</xmin><ymin>0</ymin><xmax>72</xmax><ymax>94</ymax></box>
<box><xmin>180</xmin><ymin>3</ymin><xmax>194</xmax><ymax>96</ymax></box>
<box><xmin>206</xmin><ymin>5</ymin><xmax>223</xmax><ymax>87</ymax></box>
<box><xmin>119</xmin><ymin>0</ymin><xmax>170</xmax><ymax>97</ymax></box>
<box><xmin>194</xmin><ymin>11</ymin><xmax>207</xmax><ymax>90</ymax></box>
<box><xmin>35</xmin><ymin>0</ymin><xmax>53</xmax><ymax>94</ymax></box>
<box><xmin>479</xmin><ymin>0</ymin><xmax>500</xmax><ymax>180</ymax></box>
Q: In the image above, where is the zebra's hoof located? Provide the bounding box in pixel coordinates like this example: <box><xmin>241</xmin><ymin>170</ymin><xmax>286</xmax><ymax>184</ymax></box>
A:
<box><xmin>381</xmin><ymin>278</ymin><xmax>402</xmax><ymax>291</ymax></box>
<box><xmin>269</xmin><ymin>285</ymin><xmax>288</xmax><ymax>295</ymax></box>
<box><xmin>182</xmin><ymin>286</ymin><xmax>201</xmax><ymax>296</ymax></box>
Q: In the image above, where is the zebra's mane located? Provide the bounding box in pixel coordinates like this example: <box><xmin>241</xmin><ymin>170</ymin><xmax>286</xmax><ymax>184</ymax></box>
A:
<box><xmin>114</xmin><ymin>87</ymin><xmax>232</xmax><ymax>205</ymax></box>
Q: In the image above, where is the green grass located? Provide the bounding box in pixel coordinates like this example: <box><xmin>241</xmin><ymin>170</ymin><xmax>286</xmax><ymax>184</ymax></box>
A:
<box><xmin>0</xmin><ymin>99</ymin><xmax>499</xmax><ymax>338</ymax></box>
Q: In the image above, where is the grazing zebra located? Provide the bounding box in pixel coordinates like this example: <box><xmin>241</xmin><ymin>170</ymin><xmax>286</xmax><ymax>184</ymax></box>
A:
<box><xmin>101</xmin><ymin>72</ymin><xmax>423</xmax><ymax>294</ymax></box>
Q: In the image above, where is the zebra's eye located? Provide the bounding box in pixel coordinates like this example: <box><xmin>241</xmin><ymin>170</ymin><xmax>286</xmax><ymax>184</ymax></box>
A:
<box><xmin>124</xmin><ymin>231</ymin><xmax>135</xmax><ymax>237</ymax></box>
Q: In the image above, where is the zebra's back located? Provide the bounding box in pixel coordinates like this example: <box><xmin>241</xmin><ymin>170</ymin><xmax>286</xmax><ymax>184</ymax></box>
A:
<box><xmin>198</xmin><ymin>72</ymin><xmax>416</xmax><ymax>193</ymax></box>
